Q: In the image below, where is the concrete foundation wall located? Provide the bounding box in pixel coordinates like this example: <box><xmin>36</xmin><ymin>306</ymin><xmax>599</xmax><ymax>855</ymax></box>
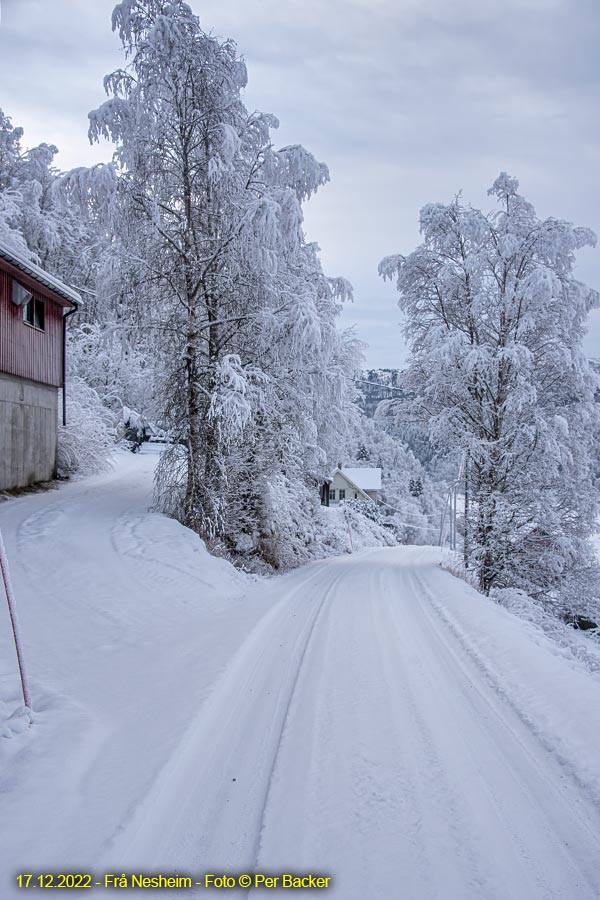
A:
<box><xmin>0</xmin><ymin>372</ymin><xmax>58</xmax><ymax>490</ymax></box>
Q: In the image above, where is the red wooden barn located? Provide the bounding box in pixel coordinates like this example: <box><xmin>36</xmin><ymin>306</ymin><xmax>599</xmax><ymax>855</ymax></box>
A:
<box><xmin>0</xmin><ymin>240</ymin><xmax>81</xmax><ymax>490</ymax></box>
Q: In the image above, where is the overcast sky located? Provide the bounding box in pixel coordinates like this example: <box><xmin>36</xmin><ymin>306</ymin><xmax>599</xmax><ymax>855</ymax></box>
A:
<box><xmin>1</xmin><ymin>0</ymin><xmax>599</xmax><ymax>367</ymax></box>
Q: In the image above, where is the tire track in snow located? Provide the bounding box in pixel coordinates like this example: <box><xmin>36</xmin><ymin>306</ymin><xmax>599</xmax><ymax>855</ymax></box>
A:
<box><xmin>254</xmin><ymin>563</ymin><xmax>442</xmax><ymax>899</ymax></box>
<box><xmin>109</xmin><ymin>511</ymin><xmax>253</xmax><ymax>619</ymax></box>
<box><xmin>16</xmin><ymin>499</ymin><xmax>78</xmax><ymax>581</ymax></box>
<box><xmin>110</xmin><ymin>513</ymin><xmax>221</xmax><ymax>591</ymax></box>
<box><xmin>255</xmin><ymin>553</ymin><xmax>600</xmax><ymax>899</ymax></box>
<box><xmin>378</xmin><ymin>570</ymin><xmax>494</xmax><ymax>899</ymax></box>
<box><xmin>243</xmin><ymin>572</ymin><xmax>344</xmax><ymax>893</ymax></box>
<box><xmin>408</xmin><ymin>568</ymin><xmax>600</xmax><ymax>897</ymax></box>
<box><xmin>337</xmin><ymin>567</ymin><xmax>440</xmax><ymax>898</ymax></box>
<box><xmin>415</xmin><ymin>567</ymin><xmax>600</xmax><ymax>810</ymax></box>
<box><xmin>97</xmin><ymin>562</ymin><xmax>346</xmax><ymax>886</ymax></box>
<box><xmin>14</xmin><ymin>490</ymin><xmax>145</xmax><ymax>627</ymax></box>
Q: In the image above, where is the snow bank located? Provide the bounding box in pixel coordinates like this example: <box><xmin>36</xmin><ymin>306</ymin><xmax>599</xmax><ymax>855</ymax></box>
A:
<box><xmin>0</xmin><ymin>445</ymin><xmax>267</xmax><ymax>875</ymax></box>
<box><xmin>493</xmin><ymin>586</ymin><xmax>600</xmax><ymax>673</ymax></box>
<box><xmin>0</xmin><ymin>676</ymin><xmax>32</xmax><ymax>776</ymax></box>
<box><xmin>439</xmin><ymin>553</ymin><xmax>600</xmax><ymax>673</ymax></box>
<box><xmin>0</xmin><ymin>698</ymin><xmax>30</xmax><ymax>739</ymax></box>
<box><xmin>424</xmin><ymin>562</ymin><xmax>600</xmax><ymax>804</ymax></box>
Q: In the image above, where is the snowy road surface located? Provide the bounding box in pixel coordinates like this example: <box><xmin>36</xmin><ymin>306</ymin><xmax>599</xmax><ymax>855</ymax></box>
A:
<box><xmin>1</xmin><ymin>448</ymin><xmax>600</xmax><ymax>899</ymax></box>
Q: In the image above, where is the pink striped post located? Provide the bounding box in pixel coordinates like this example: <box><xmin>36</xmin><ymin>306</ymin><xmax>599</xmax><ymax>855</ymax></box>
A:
<box><xmin>0</xmin><ymin>528</ymin><xmax>31</xmax><ymax>709</ymax></box>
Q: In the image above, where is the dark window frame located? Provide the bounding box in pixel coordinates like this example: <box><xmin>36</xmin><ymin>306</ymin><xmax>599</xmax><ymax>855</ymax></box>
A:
<box><xmin>23</xmin><ymin>296</ymin><xmax>45</xmax><ymax>332</ymax></box>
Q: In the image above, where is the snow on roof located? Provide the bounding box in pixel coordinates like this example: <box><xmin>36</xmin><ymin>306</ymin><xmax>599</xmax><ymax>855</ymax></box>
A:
<box><xmin>0</xmin><ymin>240</ymin><xmax>82</xmax><ymax>308</ymax></box>
<box><xmin>338</xmin><ymin>467</ymin><xmax>382</xmax><ymax>491</ymax></box>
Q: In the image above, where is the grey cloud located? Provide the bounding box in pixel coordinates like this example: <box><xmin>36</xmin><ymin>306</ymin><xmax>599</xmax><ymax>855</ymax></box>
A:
<box><xmin>1</xmin><ymin>0</ymin><xmax>598</xmax><ymax>366</ymax></box>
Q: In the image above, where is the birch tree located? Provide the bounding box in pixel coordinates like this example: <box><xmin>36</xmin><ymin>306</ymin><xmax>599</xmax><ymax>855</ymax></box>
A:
<box><xmin>380</xmin><ymin>174</ymin><xmax>599</xmax><ymax>607</ymax></box>
<box><xmin>89</xmin><ymin>0</ymin><xmax>358</xmax><ymax>552</ymax></box>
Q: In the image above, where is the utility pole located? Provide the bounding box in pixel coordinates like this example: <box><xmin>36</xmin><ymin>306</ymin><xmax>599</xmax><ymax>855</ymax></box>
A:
<box><xmin>463</xmin><ymin>451</ymin><xmax>469</xmax><ymax>568</ymax></box>
<box><xmin>450</xmin><ymin>486</ymin><xmax>457</xmax><ymax>551</ymax></box>
<box><xmin>440</xmin><ymin>455</ymin><xmax>465</xmax><ymax>553</ymax></box>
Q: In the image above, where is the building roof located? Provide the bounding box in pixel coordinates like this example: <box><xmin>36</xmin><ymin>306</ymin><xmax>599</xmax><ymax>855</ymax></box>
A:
<box><xmin>0</xmin><ymin>240</ymin><xmax>82</xmax><ymax>308</ymax></box>
<box><xmin>337</xmin><ymin>467</ymin><xmax>382</xmax><ymax>491</ymax></box>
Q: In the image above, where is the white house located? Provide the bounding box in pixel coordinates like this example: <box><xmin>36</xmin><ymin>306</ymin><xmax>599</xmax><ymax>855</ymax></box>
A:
<box><xmin>321</xmin><ymin>466</ymin><xmax>382</xmax><ymax>506</ymax></box>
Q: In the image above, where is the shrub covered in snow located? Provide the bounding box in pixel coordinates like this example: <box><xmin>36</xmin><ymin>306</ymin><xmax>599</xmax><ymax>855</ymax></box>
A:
<box><xmin>57</xmin><ymin>377</ymin><xmax>116</xmax><ymax>478</ymax></box>
<box><xmin>343</xmin><ymin>497</ymin><xmax>385</xmax><ymax>524</ymax></box>
<box><xmin>327</xmin><ymin>502</ymin><xmax>397</xmax><ymax>554</ymax></box>
<box><xmin>256</xmin><ymin>476</ymin><xmax>396</xmax><ymax>570</ymax></box>
<box><xmin>441</xmin><ymin>554</ymin><xmax>600</xmax><ymax>665</ymax></box>
<box><xmin>493</xmin><ymin>586</ymin><xmax>600</xmax><ymax>674</ymax></box>
<box><xmin>258</xmin><ymin>476</ymin><xmax>324</xmax><ymax>570</ymax></box>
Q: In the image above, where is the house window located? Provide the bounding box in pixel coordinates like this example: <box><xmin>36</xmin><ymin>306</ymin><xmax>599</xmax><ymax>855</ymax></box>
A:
<box><xmin>354</xmin><ymin>492</ymin><xmax>358</xmax><ymax>498</ymax></box>
<box><xmin>330</xmin><ymin>489</ymin><xmax>336</xmax><ymax>501</ymax></box>
<box><xmin>23</xmin><ymin>297</ymin><xmax>45</xmax><ymax>331</ymax></box>
<box><xmin>339</xmin><ymin>489</ymin><xmax>346</xmax><ymax>500</ymax></box>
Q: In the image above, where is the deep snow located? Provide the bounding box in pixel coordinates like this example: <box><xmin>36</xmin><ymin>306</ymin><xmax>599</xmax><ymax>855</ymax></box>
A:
<box><xmin>1</xmin><ymin>447</ymin><xmax>600</xmax><ymax>899</ymax></box>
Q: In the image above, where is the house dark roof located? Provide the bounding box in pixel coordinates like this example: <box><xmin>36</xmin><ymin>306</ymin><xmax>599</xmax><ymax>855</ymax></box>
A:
<box><xmin>0</xmin><ymin>240</ymin><xmax>82</xmax><ymax>308</ymax></box>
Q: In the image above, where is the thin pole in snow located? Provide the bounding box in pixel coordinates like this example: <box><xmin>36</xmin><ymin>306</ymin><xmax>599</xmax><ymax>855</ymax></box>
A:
<box><xmin>438</xmin><ymin>491</ymin><xmax>449</xmax><ymax>547</ymax></box>
<box><xmin>345</xmin><ymin>510</ymin><xmax>354</xmax><ymax>553</ymax></box>
<box><xmin>0</xmin><ymin>528</ymin><xmax>31</xmax><ymax>709</ymax></box>
<box><xmin>463</xmin><ymin>451</ymin><xmax>470</xmax><ymax>567</ymax></box>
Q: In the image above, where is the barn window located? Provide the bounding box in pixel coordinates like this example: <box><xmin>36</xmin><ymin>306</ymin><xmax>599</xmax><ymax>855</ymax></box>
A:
<box><xmin>23</xmin><ymin>297</ymin><xmax>45</xmax><ymax>331</ymax></box>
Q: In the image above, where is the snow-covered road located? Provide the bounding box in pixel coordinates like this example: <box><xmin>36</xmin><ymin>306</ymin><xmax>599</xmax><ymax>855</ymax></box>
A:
<box><xmin>1</xmin><ymin>449</ymin><xmax>600</xmax><ymax>899</ymax></box>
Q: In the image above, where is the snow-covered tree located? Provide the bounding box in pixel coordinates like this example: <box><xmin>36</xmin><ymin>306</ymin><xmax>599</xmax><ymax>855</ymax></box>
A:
<box><xmin>65</xmin><ymin>321</ymin><xmax>155</xmax><ymax>414</ymax></box>
<box><xmin>380</xmin><ymin>174</ymin><xmax>600</xmax><ymax>607</ymax></box>
<box><xmin>87</xmin><ymin>0</ymin><xmax>359</xmax><ymax>557</ymax></box>
<box><xmin>56</xmin><ymin>378</ymin><xmax>116</xmax><ymax>478</ymax></box>
<box><xmin>0</xmin><ymin>109</ymin><xmax>42</xmax><ymax>255</ymax></box>
<box><xmin>0</xmin><ymin>108</ymin><xmax>107</xmax><ymax>303</ymax></box>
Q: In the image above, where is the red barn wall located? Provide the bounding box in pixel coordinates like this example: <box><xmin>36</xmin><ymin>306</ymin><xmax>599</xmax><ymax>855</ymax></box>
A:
<box><xmin>0</xmin><ymin>266</ymin><xmax>64</xmax><ymax>388</ymax></box>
